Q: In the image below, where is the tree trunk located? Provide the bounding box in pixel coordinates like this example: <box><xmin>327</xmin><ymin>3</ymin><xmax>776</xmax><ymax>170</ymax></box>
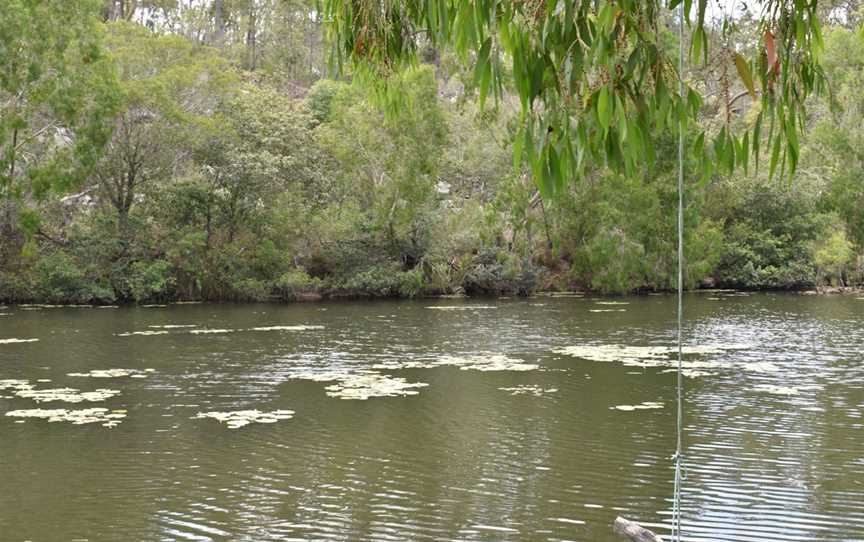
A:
<box><xmin>213</xmin><ymin>0</ymin><xmax>225</xmax><ymax>44</ymax></box>
<box><xmin>246</xmin><ymin>0</ymin><xmax>257</xmax><ymax>70</ymax></box>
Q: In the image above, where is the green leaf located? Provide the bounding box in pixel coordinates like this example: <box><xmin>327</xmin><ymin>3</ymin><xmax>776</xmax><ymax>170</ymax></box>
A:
<box><xmin>733</xmin><ymin>53</ymin><xmax>756</xmax><ymax>98</ymax></box>
<box><xmin>597</xmin><ymin>85</ymin><xmax>611</xmax><ymax>133</ymax></box>
<box><xmin>768</xmin><ymin>135</ymin><xmax>781</xmax><ymax>179</ymax></box>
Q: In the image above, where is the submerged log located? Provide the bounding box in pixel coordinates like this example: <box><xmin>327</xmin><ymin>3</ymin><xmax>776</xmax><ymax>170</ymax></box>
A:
<box><xmin>613</xmin><ymin>516</ymin><xmax>664</xmax><ymax>542</ymax></box>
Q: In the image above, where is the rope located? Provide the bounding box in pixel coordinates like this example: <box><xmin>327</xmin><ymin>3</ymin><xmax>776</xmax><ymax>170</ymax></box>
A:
<box><xmin>672</xmin><ymin>1</ymin><xmax>686</xmax><ymax>540</ymax></box>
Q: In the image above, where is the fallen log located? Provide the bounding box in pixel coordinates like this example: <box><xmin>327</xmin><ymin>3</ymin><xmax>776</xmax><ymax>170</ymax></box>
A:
<box><xmin>613</xmin><ymin>516</ymin><xmax>664</xmax><ymax>542</ymax></box>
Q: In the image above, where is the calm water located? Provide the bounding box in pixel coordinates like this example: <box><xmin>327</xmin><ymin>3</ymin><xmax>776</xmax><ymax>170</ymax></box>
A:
<box><xmin>1</xmin><ymin>293</ymin><xmax>863</xmax><ymax>541</ymax></box>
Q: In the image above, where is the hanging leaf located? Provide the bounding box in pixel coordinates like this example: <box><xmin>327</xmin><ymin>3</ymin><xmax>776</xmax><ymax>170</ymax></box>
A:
<box><xmin>597</xmin><ymin>85</ymin><xmax>611</xmax><ymax>133</ymax></box>
<box><xmin>734</xmin><ymin>53</ymin><xmax>756</xmax><ymax>98</ymax></box>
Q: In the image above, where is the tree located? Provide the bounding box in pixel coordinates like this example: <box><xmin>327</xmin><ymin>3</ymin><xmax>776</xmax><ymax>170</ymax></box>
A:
<box><xmin>0</xmin><ymin>0</ymin><xmax>118</xmax><ymax>254</ymax></box>
<box><xmin>93</xmin><ymin>22</ymin><xmax>235</xmax><ymax>235</ymax></box>
<box><xmin>324</xmin><ymin>0</ymin><xmax>826</xmax><ymax>196</ymax></box>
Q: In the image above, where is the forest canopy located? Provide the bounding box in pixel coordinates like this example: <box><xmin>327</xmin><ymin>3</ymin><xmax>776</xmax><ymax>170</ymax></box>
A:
<box><xmin>1</xmin><ymin>0</ymin><xmax>864</xmax><ymax>304</ymax></box>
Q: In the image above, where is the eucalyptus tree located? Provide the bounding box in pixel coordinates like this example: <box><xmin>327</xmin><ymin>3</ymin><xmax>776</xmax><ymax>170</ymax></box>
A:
<box><xmin>0</xmin><ymin>0</ymin><xmax>118</xmax><ymax>252</ymax></box>
<box><xmin>323</xmin><ymin>0</ymin><xmax>827</xmax><ymax>196</ymax></box>
<box><xmin>93</xmin><ymin>21</ymin><xmax>236</xmax><ymax>235</ymax></box>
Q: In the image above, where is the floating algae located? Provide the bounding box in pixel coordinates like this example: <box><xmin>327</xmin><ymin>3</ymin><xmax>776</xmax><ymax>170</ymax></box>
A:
<box><xmin>372</xmin><ymin>353</ymin><xmax>538</xmax><ymax>372</ymax></box>
<box><xmin>435</xmin><ymin>354</ymin><xmax>539</xmax><ymax>372</ymax></box>
<box><xmin>552</xmin><ymin>344</ymin><xmax>751</xmax><ymax>375</ymax></box>
<box><xmin>248</xmin><ymin>325</ymin><xmax>325</xmax><ymax>332</ymax></box>
<box><xmin>116</xmin><ymin>330</ymin><xmax>170</xmax><ymax>337</ymax></box>
<box><xmin>286</xmin><ymin>369</ymin><xmax>428</xmax><ymax>400</ymax></box>
<box><xmin>425</xmin><ymin>305</ymin><xmax>498</xmax><ymax>311</ymax></box>
<box><xmin>67</xmin><ymin>368</ymin><xmax>154</xmax><ymax>379</ymax></box>
<box><xmin>0</xmin><ymin>379</ymin><xmax>31</xmax><ymax>391</ymax></box>
<box><xmin>0</xmin><ymin>338</ymin><xmax>39</xmax><ymax>344</ymax></box>
<box><xmin>754</xmin><ymin>384</ymin><xmax>800</xmax><ymax>396</ymax></box>
<box><xmin>5</xmin><ymin>408</ymin><xmax>126</xmax><ymax>428</ymax></box>
<box><xmin>193</xmin><ymin>409</ymin><xmax>294</xmax><ymax>429</ymax></box>
<box><xmin>611</xmin><ymin>402</ymin><xmax>664</xmax><ymax>411</ymax></box>
<box><xmin>13</xmin><ymin>386</ymin><xmax>121</xmax><ymax>403</ymax></box>
<box><xmin>499</xmin><ymin>385</ymin><xmax>558</xmax><ymax>396</ymax></box>
<box><xmin>323</xmin><ymin>373</ymin><xmax>428</xmax><ymax>400</ymax></box>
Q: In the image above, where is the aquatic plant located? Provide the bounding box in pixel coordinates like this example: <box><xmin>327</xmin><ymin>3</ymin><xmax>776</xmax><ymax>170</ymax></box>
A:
<box><xmin>193</xmin><ymin>409</ymin><xmax>295</xmax><ymax>429</ymax></box>
<box><xmin>67</xmin><ymin>368</ymin><xmax>154</xmax><ymax>379</ymax></box>
<box><xmin>499</xmin><ymin>385</ymin><xmax>558</xmax><ymax>396</ymax></box>
<box><xmin>611</xmin><ymin>402</ymin><xmax>664</xmax><ymax>411</ymax></box>
<box><xmin>5</xmin><ymin>408</ymin><xmax>126</xmax><ymax>428</ymax></box>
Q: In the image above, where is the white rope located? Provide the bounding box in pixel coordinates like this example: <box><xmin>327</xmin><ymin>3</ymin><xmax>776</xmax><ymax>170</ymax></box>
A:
<box><xmin>672</xmin><ymin>1</ymin><xmax>686</xmax><ymax>540</ymax></box>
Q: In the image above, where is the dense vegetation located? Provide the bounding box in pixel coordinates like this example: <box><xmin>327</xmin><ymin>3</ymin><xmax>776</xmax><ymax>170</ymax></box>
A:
<box><xmin>1</xmin><ymin>1</ymin><xmax>863</xmax><ymax>304</ymax></box>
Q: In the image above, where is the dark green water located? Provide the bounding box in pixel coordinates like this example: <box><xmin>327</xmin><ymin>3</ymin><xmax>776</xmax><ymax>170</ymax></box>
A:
<box><xmin>1</xmin><ymin>292</ymin><xmax>863</xmax><ymax>541</ymax></box>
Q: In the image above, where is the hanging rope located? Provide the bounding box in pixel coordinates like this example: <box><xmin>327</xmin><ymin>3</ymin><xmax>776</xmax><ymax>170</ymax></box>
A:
<box><xmin>671</xmin><ymin>1</ymin><xmax>686</xmax><ymax>541</ymax></box>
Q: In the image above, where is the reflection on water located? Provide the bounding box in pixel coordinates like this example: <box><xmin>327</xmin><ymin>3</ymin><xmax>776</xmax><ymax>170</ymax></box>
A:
<box><xmin>1</xmin><ymin>293</ymin><xmax>863</xmax><ymax>541</ymax></box>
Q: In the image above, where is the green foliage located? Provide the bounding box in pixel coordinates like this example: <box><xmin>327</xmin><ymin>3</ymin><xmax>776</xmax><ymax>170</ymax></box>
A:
<box><xmin>306</xmin><ymin>79</ymin><xmax>347</xmax><ymax>125</ymax></box>
<box><xmin>3</xmin><ymin>7</ymin><xmax>864</xmax><ymax>305</ymax></box>
<box><xmin>324</xmin><ymin>0</ymin><xmax>825</xmax><ymax>195</ymax></box>
<box><xmin>33</xmin><ymin>251</ymin><xmax>115</xmax><ymax>304</ymax></box>
<box><xmin>813</xmin><ymin>228</ymin><xmax>855</xmax><ymax>286</ymax></box>
<box><xmin>713</xmin><ymin>181</ymin><xmax>822</xmax><ymax>289</ymax></box>
<box><xmin>125</xmin><ymin>260</ymin><xmax>174</xmax><ymax>302</ymax></box>
<box><xmin>276</xmin><ymin>268</ymin><xmax>323</xmax><ymax>300</ymax></box>
<box><xmin>336</xmin><ymin>264</ymin><xmax>424</xmax><ymax>297</ymax></box>
<box><xmin>0</xmin><ymin>0</ymin><xmax>119</xmax><ymax>263</ymax></box>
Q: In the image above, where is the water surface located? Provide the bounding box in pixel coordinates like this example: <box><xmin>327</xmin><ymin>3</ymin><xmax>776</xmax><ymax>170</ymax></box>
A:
<box><xmin>1</xmin><ymin>293</ymin><xmax>863</xmax><ymax>541</ymax></box>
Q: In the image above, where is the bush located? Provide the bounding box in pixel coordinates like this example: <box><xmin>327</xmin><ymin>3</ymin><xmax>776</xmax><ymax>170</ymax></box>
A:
<box><xmin>463</xmin><ymin>248</ymin><xmax>540</xmax><ymax>295</ymax></box>
<box><xmin>126</xmin><ymin>260</ymin><xmax>175</xmax><ymax>303</ymax></box>
<box><xmin>335</xmin><ymin>264</ymin><xmax>424</xmax><ymax>297</ymax></box>
<box><xmin>275</xmin><ymin>268</ymin><xmax>322</xmax><ymax>300</ymax></box>
<box><xmin>33</xmin><ymin>251</ymin><xmax>115</xmax><ymax>304</ymax></box>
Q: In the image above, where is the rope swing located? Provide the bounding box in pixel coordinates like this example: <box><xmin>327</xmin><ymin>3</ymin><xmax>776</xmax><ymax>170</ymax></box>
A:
<box><xmin>671</xmin><ymin>1</ymin><xmax>686</xmax><ymax>540</ymax></box>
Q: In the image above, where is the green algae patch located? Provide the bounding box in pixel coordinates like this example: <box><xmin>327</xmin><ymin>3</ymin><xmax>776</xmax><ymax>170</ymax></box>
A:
<box><xmin>5</xmin><ymin>407</ymin><xmax>126</xmax><ymax>428</ymax></box>
<box><xmin>193</xmin><ymin>409</ymin><xmax>295</xmax><ymax>429</ymax></box>
<box><xmin>116</xmin><ymin>330</ymin><xmax>170</xmax><ymax>337</ymax></box>
<box><xmin>67</xmin><ymin>368</ymin><xmax>154</xmax><ymax>379</ymax></box>
<box><xmin>248</xmin><ymin>325</ymin><xmax>324</xmax><ymax>331</ymax></box>
<box><xmin>552</xmin><ymin>344</ymin><xmax>753</xmax><ymax>376</ymax></box>
<box><xmin>499</xmin><ymin>385</ymin><xmax>558</xmax><ymax>396</ymax></box>
<box><xmin>611</xmin><ymin>401</ymin><xmax>664</xmax><ymax>411</ymax></box>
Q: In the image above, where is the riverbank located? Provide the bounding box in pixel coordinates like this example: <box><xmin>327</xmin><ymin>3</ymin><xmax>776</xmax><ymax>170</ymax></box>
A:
<box><xmin>3</xmin><ymin>285</ymin><xmax>862</xmax><ymax>308</ymax></box>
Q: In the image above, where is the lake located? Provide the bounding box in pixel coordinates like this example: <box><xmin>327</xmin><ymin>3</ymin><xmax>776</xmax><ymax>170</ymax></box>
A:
<box><xmin>1</xmin><ymin>293</ymin><xmax>863</xmax><ymax>541</ymax></box>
